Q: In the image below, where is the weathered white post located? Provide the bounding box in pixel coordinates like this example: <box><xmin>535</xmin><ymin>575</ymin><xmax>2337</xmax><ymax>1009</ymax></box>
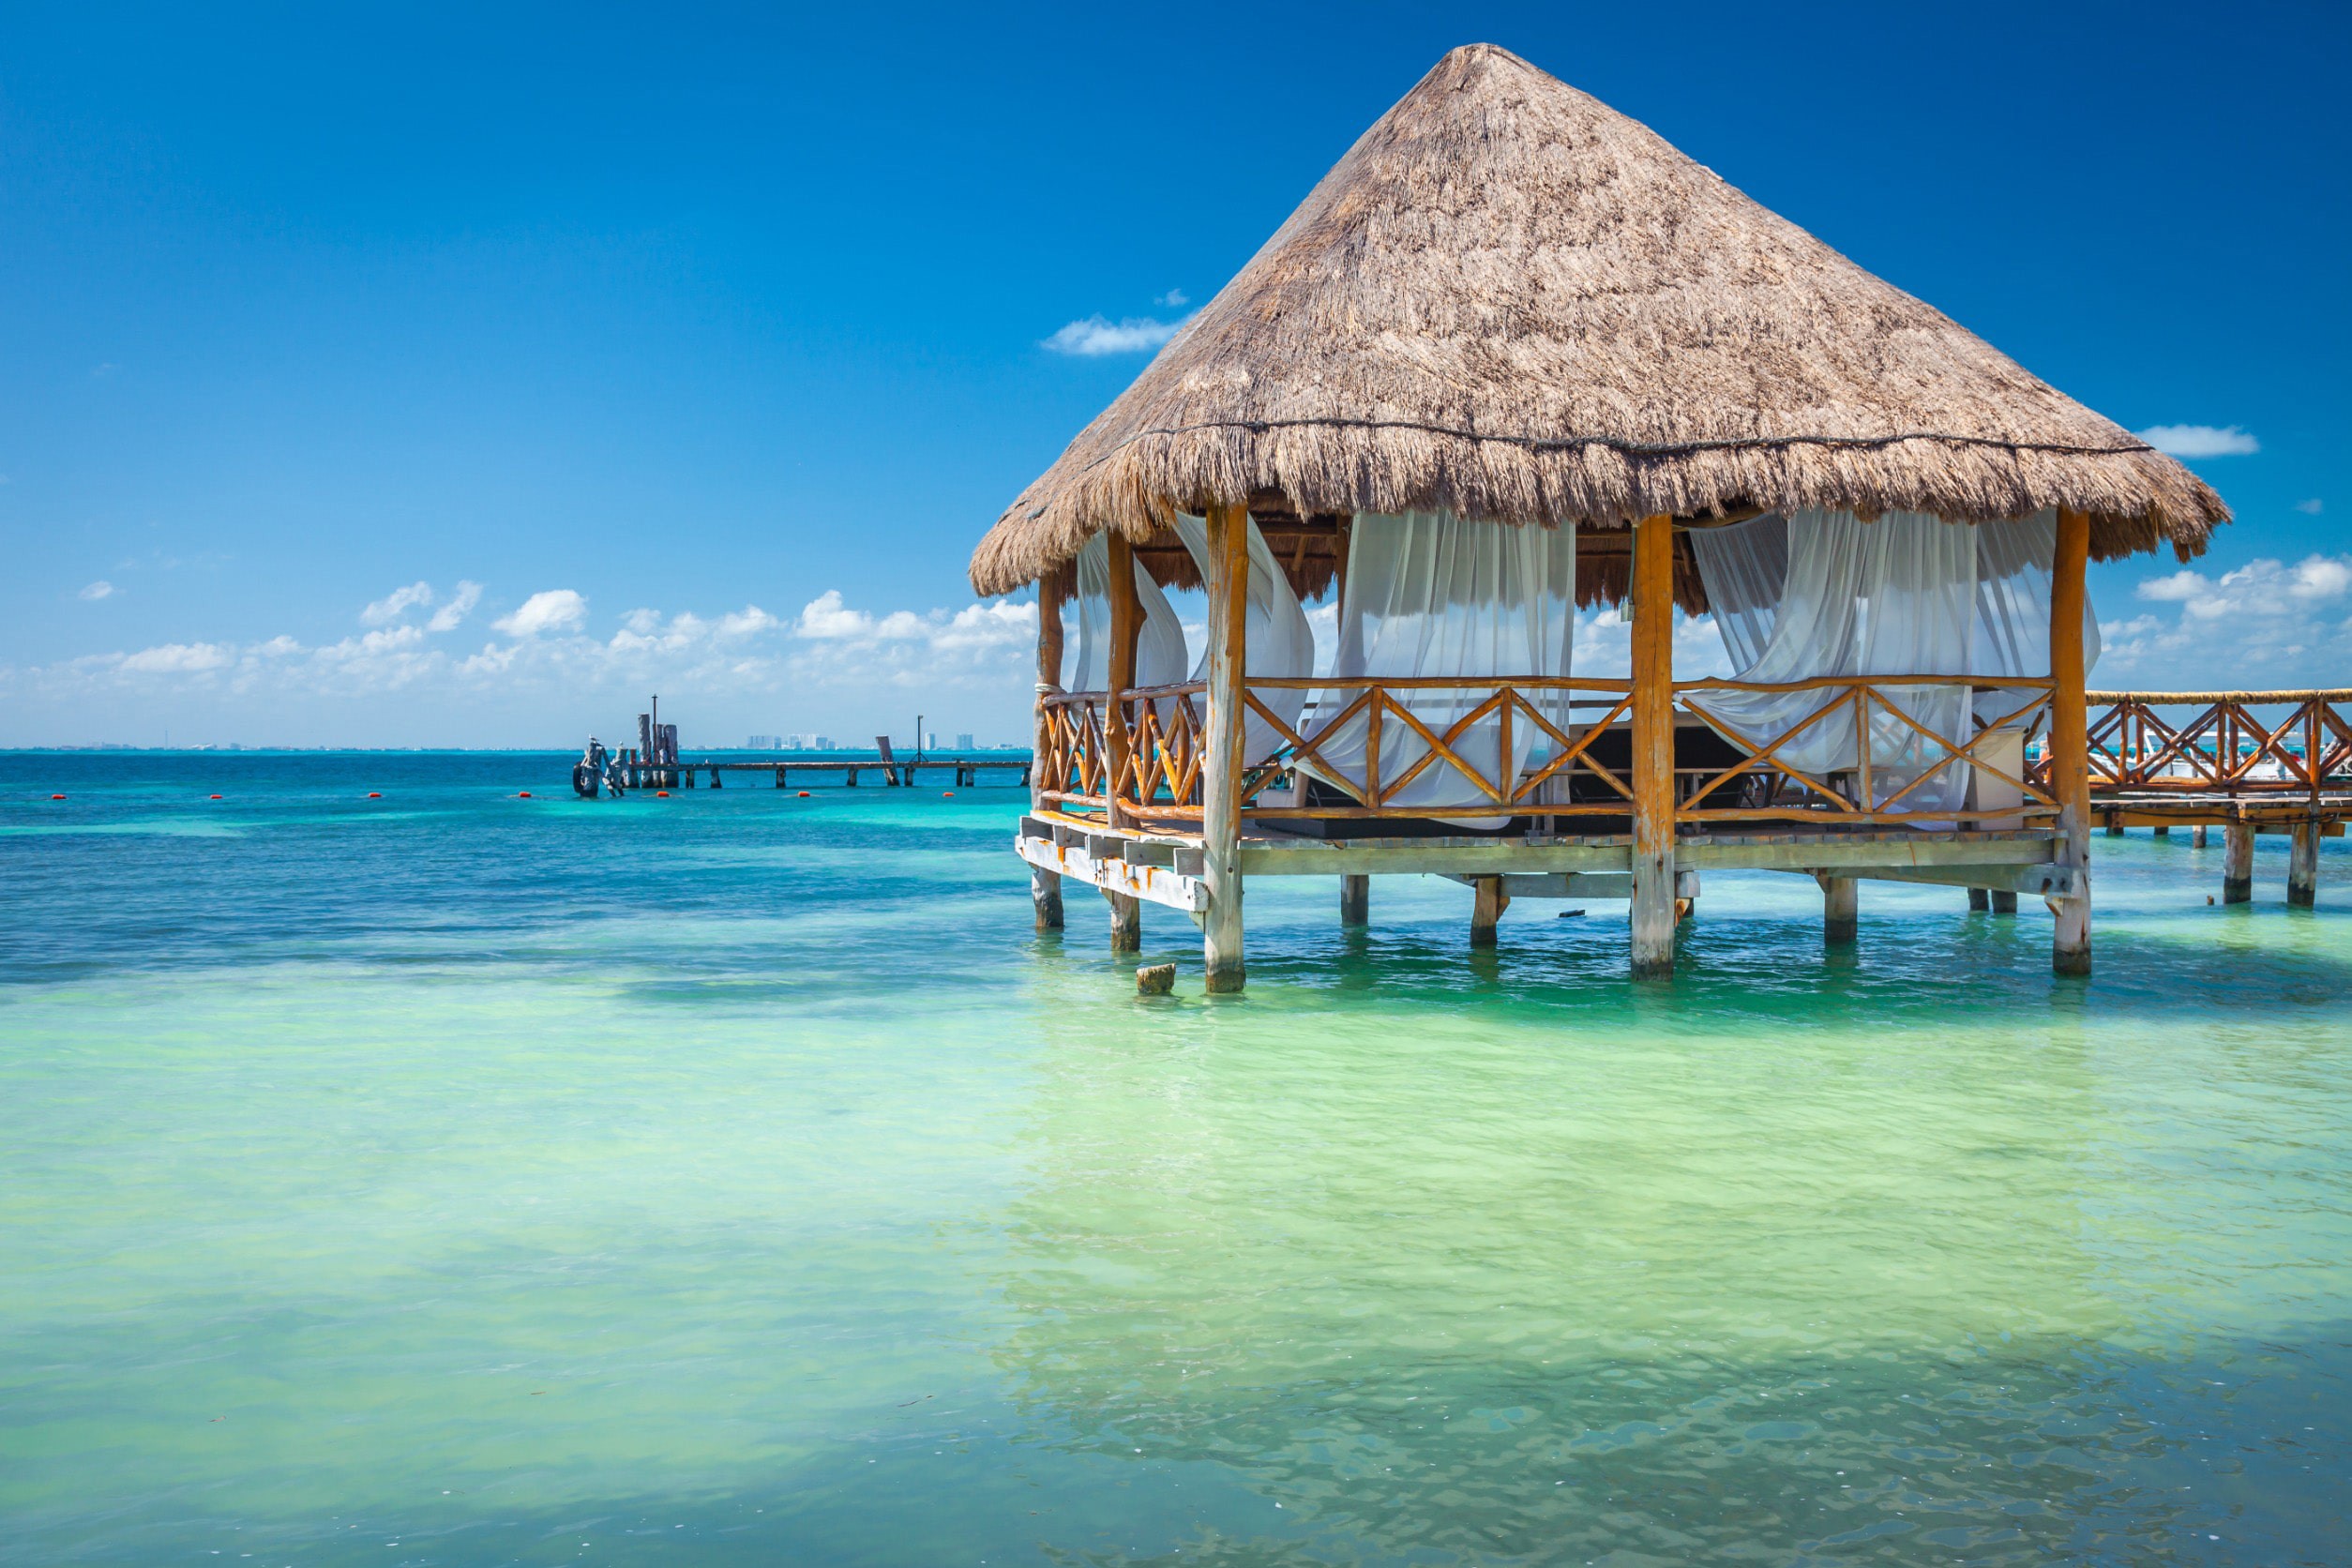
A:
<box><xmin>2289</xmin><ymin>821</ymin><xmax>2319</xmax><ymax>908</ymax></box>
<box><xmin>1102</xmin><ymin>535</ymin><xmax>1144</xmax><ymax>950</ymax></box>
<box><xmin>1201</xmin><ymin>503</ymin><xmax>1250</xmax><ymax>992</ymax></box>
<box><xmin>2223</xmin><ymin>820</ymin><xmax>2255</xmax><ymax>903</ymax></box>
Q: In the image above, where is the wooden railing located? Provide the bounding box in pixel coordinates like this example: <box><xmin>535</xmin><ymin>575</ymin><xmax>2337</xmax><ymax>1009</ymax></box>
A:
<box><xmin>1041</xmin><ymin>673</ymin><xmax>2083</xmax><ymax>830</ymax></box>
<box><xmin>1675</xmin><ymin>675</ymin><xmax>2059</xmax><ymax>828</ymax></box>
<box><xmin>2044</xmin><ymin>690</ymin><xmax>2352</xmax><ymax>796</ymax></box>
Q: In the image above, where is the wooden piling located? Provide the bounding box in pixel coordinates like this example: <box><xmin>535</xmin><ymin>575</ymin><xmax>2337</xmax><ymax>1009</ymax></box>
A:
<box><xmin>2194</xmin><ymin>824</ymin><xmax>2209</xmax><ymax>848</ymax></box>
<box><xmin>2289</xmin><ymin>821</ymin><xmax>2319</xmax><ymax>908</ymax></box>
<box><xmin>1470</xmin><ymin>876</ymin><xmax>1508</xmax><ymax>947</ymax></box>
<box><xmin>1991</xmin><ymin>890</ymin><xmax>2017</xmax><ymax>915</ymax></box>
<box><xmin>2224</xmin><ymin>821</ymin><xmax>2254</xmax><ymax>903</ymax></box>
<box><xmin>1031</xmin><ymin>572</ymin><xmax>1067</xmax><ymax>931</ymax></box>
<box><xmin>1820</xmin><ymin>874</ymin><xmax>1858</xmax><ymax>945</ymax></box>
<box><xmin>1339</xmin><ymin>873</ymin><xmax>1369</xmax><ymax>927</ymax></box>
<box><xmin>1629</xmin><ymin>512</ymin><xmax>1677</xmax><ymax>976</ymax></box>
<box><xmin>1968</xmin><ymin>887</ymin><xmax>1990</xmax><ymax>912</ymax></box>
<box><xmin>1201</xmin><ymin>502</ymin><xmax>1248</xmax><ymax>993</ymax></box>
<box><xmin>1104</xmin><ymin>887</ymin><xmax>1141</xmax><ymax>952</ymax></box>
<box><xmin>2049</xmin><ymin>508</ymin><xmax>2093</xmax><ymax>974</ymax></box>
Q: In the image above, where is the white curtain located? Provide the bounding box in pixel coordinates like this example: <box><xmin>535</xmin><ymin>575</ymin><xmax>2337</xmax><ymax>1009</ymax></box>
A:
<box><xmin>1062</xmin><ymin>533</ymin><xmax>1189</xmax><ymax>695</ymax></box>
<box><xmin>1684</xmin><ymin>508</ymin><xmax>2099</xmax><ymax>811</ymax></box>
<box><xmin>1299</xmin><ymin>511</ymin><xmax>1576</xmax><ymax>826</ymax></box>
<box><xmin>1170</xmin><ymin>513</ymin><xmax>1318</xmax><ymax>768</ymax></box>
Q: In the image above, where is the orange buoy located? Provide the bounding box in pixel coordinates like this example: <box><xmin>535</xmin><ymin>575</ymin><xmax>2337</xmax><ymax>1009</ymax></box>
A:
<box><xmin>50</xmin><ymin>793</ymin><xmax>65</xmax><ymax>800</ymax></box>
<box><xmin>656</xmin><ymin>790</ymin><xmax>670</xmax><ymax>797</ymax></box>
<box><xmin>209</xmin><ymin>794</ymin><xmax>222</xmax><ymax>800</ymax></box>
<box><xmin>368</xmin><ymin>792</ymin><xmax>381</xmax><ymax>798</ymax></box>
<box><xmin>796</xmin><ymin>791</ymin><xmax>811</xmax><ymax>797</ymax></box>
<box><xmin>518</xmin><ymin>792</ymin><xmax>532</xmax><ymax>798</ymax></box>
<box><xmin>942</xmin><ymin>791</ymin><xmax>955</xmax><ymax>798</ymax></box>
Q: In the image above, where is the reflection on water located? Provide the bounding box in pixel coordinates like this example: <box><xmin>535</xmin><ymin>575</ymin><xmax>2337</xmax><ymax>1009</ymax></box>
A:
<box><xmin>1</xmin><ymin>752</ymin><xmax>2347</xmax><ymax>1565</ymax></box>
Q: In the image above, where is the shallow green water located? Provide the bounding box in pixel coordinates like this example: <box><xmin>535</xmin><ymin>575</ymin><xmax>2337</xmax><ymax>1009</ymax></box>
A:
<box><xmin>3</xmin><ymin>754</ymin><xmax>2347</xmax><ymax>1565</ymax></box>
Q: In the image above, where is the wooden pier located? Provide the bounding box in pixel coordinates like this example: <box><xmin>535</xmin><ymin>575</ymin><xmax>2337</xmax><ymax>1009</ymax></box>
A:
<box><xmin>573</xmin><ymin>734</ymin><xmax>1031</xmax><ymax>796</ymax></box>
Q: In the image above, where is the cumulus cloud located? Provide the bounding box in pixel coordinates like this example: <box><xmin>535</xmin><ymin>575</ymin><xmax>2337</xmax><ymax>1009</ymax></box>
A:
<box><xmin>362</xmin><ymin>580</ymin><xmax>434</xmax><ymax>625</ymax></box>
<box><xmin>118</xmin><ymin>641</ymin><xmax>234</xmax><ymax>674</ymax></box>
<box><xmin>2296</xmin><ymin>499</ymin><xmax>2325</xmax><ymax>516</ymax></box>
<box><xmin>426</xmin><ymin>580</ymin><xmax>483</xmax><ymax>632</ymax></box>
<box><xmin>1043</xmin><ymin>314</ymin><xmax>1184</xmax><ymax>356</ymax></box>
<box><xmin>79</xmin><ymin>580</ymin><xmax>115</xmax><ymax>600</ymax></box>
<box><xmin>794</xmin><ymin>589</ymin><xmax>872</xmax><ymax>639</ymax></box>
<box><xmin>494</xmin><ymin>589</ymin><xmax>587</xmax><ymax>637</ymax></box>
<box><xmin>2103</xmin><ymin>552</ymin><xmax>2352</xmax><ymax>677</ymax></box>
<box><xmin>2138</xmin><ymin>424</ymin><xmax>2259</xmax><ymax>458</ymax></box>
<box><xmin>1155</xmin><ymin>288</ymin><xmax>1189</xmax><ymax>308</ymax></box>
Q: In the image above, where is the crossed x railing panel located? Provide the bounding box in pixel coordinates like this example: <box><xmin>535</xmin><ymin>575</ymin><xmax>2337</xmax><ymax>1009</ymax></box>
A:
<box><xmin>2065</xmin><ymin>698</ymin><xmax>2352</xmax><ymax>792</ymax></box>
<box><xmin>1675</xmin><ymin>676</ymin><xmax>2058</xmax><ymax>826</ymax></box>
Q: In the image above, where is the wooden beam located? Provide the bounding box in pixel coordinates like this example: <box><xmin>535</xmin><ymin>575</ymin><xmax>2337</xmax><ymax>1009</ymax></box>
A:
<box><xmin>1339</xmin><ymin>873</ymin><xmax>1368</xmax><ymax>926</ymax></box>
<box><xmin>1470</xmin><ymin>876</ymin><xmax>1509</xmax><ymax>946</ymax></box>
<box><xmin>1630</xmin><ymin>514</ymin><xmax>1677</xmax><ymax>975</ymax></box>
<box><xmin>2050</xmin><ymin>507</ymin><xmax>2093</xmax><ymax>974</ymax></box>
<box><xmin>1032</xmin><ymin>566</ymin><xmax>1067</xmax><ymax>931</ymax></box>
<box><xmin>1105</xmin><ymin>536</ymin><xmax>1141</xmax><ymax>833</ymax></box>
<box><xmin>1201</xmin><ymin>504</ymin><xmax>1249</xmax><ymax>992</ymax></box>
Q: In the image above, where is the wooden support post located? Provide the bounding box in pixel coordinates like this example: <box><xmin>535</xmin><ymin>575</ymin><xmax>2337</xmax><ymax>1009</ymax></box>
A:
<box><xmin>1470</xmin><ymin>876</ymin><xmax>1509</xmax><ymax>947</ymax></box>
<box><xmin>1820</xmin><ymin>874</ymin><xmax>1858</xmax><ymax>945</ymax></box>
<box><xmin>1104</xmin><ymin>888</ymin><xmax>1141</xmax><ymax>951</ymax></box>
<box><xmin>2049</xmin><ymin>508</ymin><xmax>2093</xmax><ymax>974</ymax></box>
<box><xmin>2224</xmin><ymin>821</ymin><xmax>2254</xmax><ymax>904</ymax></box>
<box><xmin>2106</xmin><ymin>814</ymin><xmax>2123</xmax><ymax>837</ymax></box>
<box><xmin>1629</xmin><ymin>513</ymin><xmax>1678</xmax><ymax>976</ymax></box>
<box><xmin>2194</xmin><ymin>824</ymin><xmax>2209</xmax><ymax>848</ymax></box>
<box><xmin>1032</xmin><ymin>565</ymin><xmax>1066</xmax><ymax>932</ymax></box>
<box><xmin>1968</xmin><ymin>887</ymin><xmax>1990</xmax><ymax>912</ymax></box>
<box><xmin>2152</xmin><ymin>824</ymin><xmax>2169</xmax><ymax>838</ymax></box>
<box><xmin>1105</xmin><ymin>535</ymin><xmax>1142</xmax><ymax>832</ymax></box>
<box><xmin>2289</xmin><ymin>821</ymin><xmax>2319</xmax><ymax>908</ymax></box>
<box><xmin>1339</xmin><ymin>873</ymin><xmax>1368</xmax><ymax>926</ymax></box>
<box><xmin>1201</xmin><ymin>503</ymin><xmax>1249</xmax><ymax>992</ymax></box>
<box><xmin>1991</xmin><ymin>890</ymin><xmax>2018</xmax><ymax>915</ymax></box>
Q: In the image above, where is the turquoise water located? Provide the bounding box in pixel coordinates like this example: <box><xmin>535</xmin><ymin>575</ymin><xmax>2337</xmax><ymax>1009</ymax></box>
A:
<box><xmin>3</xmin><ymin>753</ymin><xmax>2347</xmax><ymax>1566</ymax></box>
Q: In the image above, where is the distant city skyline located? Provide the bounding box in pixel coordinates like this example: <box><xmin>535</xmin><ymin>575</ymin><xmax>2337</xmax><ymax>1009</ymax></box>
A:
<box><xmin>3</xmin><ymin>3</ymin><xmax>2344</xmax><ymax>746</ymax></box>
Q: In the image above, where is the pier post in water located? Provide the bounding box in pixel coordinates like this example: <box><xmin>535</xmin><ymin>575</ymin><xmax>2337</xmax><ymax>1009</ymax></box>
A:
<box><xmin>2224</xmin><ymin>822</ymin><xmax>2254</xmax><ymax>903</ymax></box>
<box><xmin>1819</xmin><ymin>874</ymin><xmax>1858</xmax><ymax>945</ymax></box>
<box><xmin>2194</xmin><ymin>824</ymin><xmax>2209</xmax><ymax>848</ymax></box>
<box><xmin>1470</xmin><ymin>876</ymin><xmax>1508</xmax><ymax>947</ymax></box>
<box><xmin>1103</xmin><ymin>889</ymin><xmax>1141</xmax><ymax>951</ymax></box>
<box><xmin>1991</xmin><ymin>890</ymin><xmax>2018</xmax><ymax>914</ymax></box>
<box><xmin>1339</xmin><ymin>874</ymin><xmax>1369</xmax><ymax>927</ymax></box>
<box><xmin>2048</xmin><ymin>508</ymin><xmax>2093</xmax><ymax>974</ymax></box>
<box><xmin>1628</xmin><ymin>513</ymin><xmax>1678</xmax><ymax>976</ymax></box>
<box><xmin>1200</xmin><ymin>503</ymin><xmax>1248</xmax><ymax>993</ymax></box>
<box><xmin>1968</xmin><ymin>887</ymin><xmax>1989</xmax><ymax>912</ymax></box>
<box><xmin>2289</xmin><ymin>822</ymin><xmax>2319</xmax><ymax>908</ymax></box>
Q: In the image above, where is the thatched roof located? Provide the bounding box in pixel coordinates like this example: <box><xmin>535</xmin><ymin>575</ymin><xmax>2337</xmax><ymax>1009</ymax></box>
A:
<box><xmin>971</xmin><ymin>43</ymin><xmax>2227</xmax><ymax>596</ymax></box>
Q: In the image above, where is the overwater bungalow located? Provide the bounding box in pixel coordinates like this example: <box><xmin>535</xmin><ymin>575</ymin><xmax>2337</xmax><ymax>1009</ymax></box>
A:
<box><xmin>971</xmin><ymin>43</ymin><xmax>2228</xmax><ymax>988</ymax></box>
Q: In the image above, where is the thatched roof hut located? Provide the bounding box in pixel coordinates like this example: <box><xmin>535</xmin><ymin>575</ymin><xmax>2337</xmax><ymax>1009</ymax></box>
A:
<box><xmin>971</xmin><ymin>42</ymin><xmax>2226</xmax><ymax>600</ymax></box>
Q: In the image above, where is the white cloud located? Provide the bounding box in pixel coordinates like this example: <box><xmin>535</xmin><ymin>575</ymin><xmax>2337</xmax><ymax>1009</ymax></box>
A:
<box><xmin>2101</xmin><ymin>552</ymin><xmax>2352</xmax><ymax>679</ymax></box>
<box><xmin>794</xmin><ymin>589</ymin><xmax>872</xmax><ymax>639</ymax></box>
<box><xmin>118</xmin><ymin>641</ymin><xmax>234</xmax><ymax>673</ymax></box>
<box><xmin>363</xmin><ymin>580</ymin><xmax>435</xmax><ymax>625</ymax></box>
<box><xmin>2296</xmin><ymin>498</ymin><xmax>2325</xmax><ymax>516</ymax></box>
<box><xmin>1155</xmin><ymin>288</ymin><xmax>1189</xmax><ymax>308</ymax></box>
<box><xmin>426</xmin><ymin>580</ymin><xmax>483</xmax><ymax>632</ymax></box>
<box><xmin>494</xmin><ymin>589</ymin><xmax>587</xmax><ymax>637</ymax></box>
<box><xmin>79</xmin><ymin>580</ymin><xmax>115</xmax><ymax>601</ymax></box>
<box><xmin>2138</xmin><ymin>424</ymin><xmax>2259</xmax><ymax>458</ymax></box>
<box><xmin>1042</xmin><ymin>314</ymin><xmax>1184</xmax><ymax>356</ymax></box>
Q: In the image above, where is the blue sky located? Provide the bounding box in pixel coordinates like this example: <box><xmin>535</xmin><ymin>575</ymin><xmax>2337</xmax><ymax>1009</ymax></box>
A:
<box><xmin>4</xmin><ymin>1</ymin><xmax>2345</xmax><ymax>747</ymax></box>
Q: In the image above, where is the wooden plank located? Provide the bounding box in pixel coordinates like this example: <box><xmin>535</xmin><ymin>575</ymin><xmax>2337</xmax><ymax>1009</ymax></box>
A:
<box><xmin>1105</xmin><ymin>535</ymin><xmax>1141</xmax><ymax>832</ymax></box>
<box><xmin>1012</xmin><ymin>832</ymin><xmax>1208</xmax><ymax>916</ymax></box>
<box><xmin>1677</xmin><ymin>836</ymin><xmax>2058</xmax><ymax>870</ymax></box>
<box><xmin>1241</xmin><ymin>839</ymin><xmax>1633</xmax><ymax>877</ymax></box>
